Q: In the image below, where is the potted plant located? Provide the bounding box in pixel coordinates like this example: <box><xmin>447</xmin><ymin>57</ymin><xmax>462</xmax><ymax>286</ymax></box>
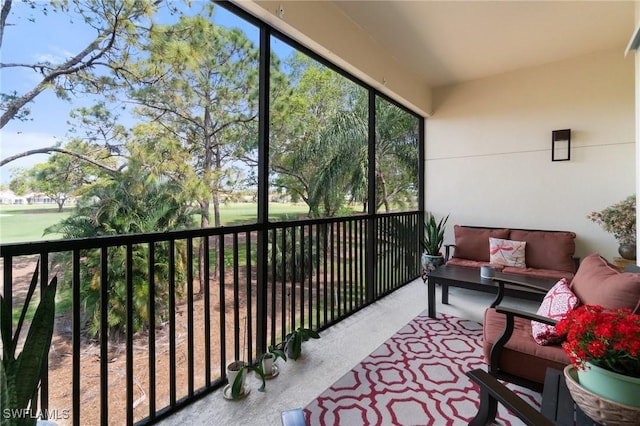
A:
<box><xmin>284</xmin><ymin>327</ymin><xmax>320</xmax><ymax>361</ymax></box>
<box><xmin>556</xmin><ymin>304</ymin><xmax>640</xmax><ymax>408</ymax></box>
<box><xmin>225</xmin><ymin>360</ymin><xmax>267</xmax><ymax>400</ymax></box>
<box><xmin>1</xmin><ymin>263</ymin><xmax>57</xmax><ymax>426</ymax></box>
<box><xmin>421</xmin><ymin>212</ymin><xmax>449</xmax><ymax>272</ymax></box>
<box><xmin>588</xmin><ymin>195</ymin><xmax>636</xmax><ymax>259</ymax></box>
<box><xmin>258</xmin><ymin>344</ymin><xmax>287</xmax><ymax>379</ymax></box>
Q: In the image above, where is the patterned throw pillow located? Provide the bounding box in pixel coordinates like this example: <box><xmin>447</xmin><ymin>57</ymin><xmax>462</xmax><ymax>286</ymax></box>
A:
<box><xmin>531</xmin><ymin>278</ymin><xmax>580</xmax><ymax>345</ymax></box>
<box><xmin>489</xmin><ymin>237</ymin><xmax>526</xmax><ymax>268</ymax></box>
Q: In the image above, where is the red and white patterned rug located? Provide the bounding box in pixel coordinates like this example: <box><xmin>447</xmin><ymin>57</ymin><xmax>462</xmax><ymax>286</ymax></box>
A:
<box><xmin>304</xmin><ymin>313</ymin><xmax>541</xmax><ymax>425</ymax></box>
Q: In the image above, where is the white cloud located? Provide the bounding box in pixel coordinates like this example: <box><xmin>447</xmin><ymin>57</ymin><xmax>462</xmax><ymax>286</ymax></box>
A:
<box><xmin>35</xmin><ymin>46</ymin><xmax>75</xmax><ymax>64</ymax></box>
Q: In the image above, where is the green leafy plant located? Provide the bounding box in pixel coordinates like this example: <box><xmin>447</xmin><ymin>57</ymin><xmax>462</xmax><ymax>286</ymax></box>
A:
<box><xmin>1</xmin><ymin>263</ymin><xmax>57</xmax><ymax>426</ymax></box>
<box><xmin>259</xmin><ymin>344</ymin><xmax>287</xmax><ymax>367</ymax></box>
<box><xmin>267</xmin><ymin>228</ymin><xmax>319</xmax><ymax>281</ymax></box>
<box><xmin>422</xmin><ymin>212</ymin><xmax>449</xmax><ymax>256</ymax></box>
<box><xmin>228</xmin><ymin>361</ymin><xmax>266</xmax><ymax>400</ymax></box>
<box><xmin>228</xmin><ymin>344</ymin><xmax>288</xmax><ymax>400</ymax></box>
<box><xmin>284</xmin><ymin>327</ymin><xmax>321</xmax><ymax>361</ymax></box>
<box><xmin>588</xmin><ymin>195</ymin><xmax>636</xmax><ymax>245</ymax></box>
<box><xmin>45</xmin><ymin>167</ymin><xmax>195</xmax><ymax>338</ymax></box>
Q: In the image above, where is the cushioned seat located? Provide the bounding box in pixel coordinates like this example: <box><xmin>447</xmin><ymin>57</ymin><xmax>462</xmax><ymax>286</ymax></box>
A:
<box><xmin>483</xmin><ymin>308</ymin><xmax>568</xmax><ymax>385</ymax></box>
<box><xmin>484</xmin><ymin>252</ymin><xmax>640</xmax><ymax>390</ymax></box>
<box><xmin>501</xmin><ymin>266</ymin><xmax>573</xmax><ymax>281</ymax></box>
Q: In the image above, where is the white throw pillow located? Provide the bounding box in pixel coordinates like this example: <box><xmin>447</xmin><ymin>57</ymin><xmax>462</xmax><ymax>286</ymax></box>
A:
<box><xmin>489</xmin><ymin>237</ymin><xmax>526</xmax><ymax>268</ymax></box>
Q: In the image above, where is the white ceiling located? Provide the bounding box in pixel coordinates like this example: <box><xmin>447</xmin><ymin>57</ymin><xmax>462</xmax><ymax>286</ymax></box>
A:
<box><xmin>332</xmin><ymin>1</ymin><xmax>636</xmax><ymax>87</ymax></box>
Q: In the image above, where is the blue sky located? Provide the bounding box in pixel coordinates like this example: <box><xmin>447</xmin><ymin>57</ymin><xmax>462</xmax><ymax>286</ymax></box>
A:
<box><xmin>1</xmin><ymin>2</ymin><xmax>92</xmax><ymax>183</ymax></box>
<box><xmin>0</xmin><ymin>1</ymin><xmax>292</xmax><ymax>185</ymax></box>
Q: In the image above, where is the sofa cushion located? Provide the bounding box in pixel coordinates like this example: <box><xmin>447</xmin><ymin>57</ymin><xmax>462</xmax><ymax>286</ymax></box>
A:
<box><xmin>570</xmin><ymin>253</ymin><xmax>640</xmax><ymax>313</ymax></box>
<box><xmin>483</xmin><ymin>308</ymin><xmax>569</xmax><ymax>385</ymax></box>
<box><xmin>509</xmin><ymin>230</ymin><xmax>576</xmax><ymax>274</ymax></box>
<box><xmin>489</xmin><ymin>237</ymin><xmax>526</xmax><ymax>268</ymax></box>
<box><xmin>531</xmin><ymin>278</ymin><xmax>580</xmax><ymax>345</ymax></box>
<box><xmin>452</xmin><ymin>226</ymin><xmax>510</xmax><ymax>262</ymax></box>
<box><xmin>445</xmin><ymin>258</ymin><xmax>502</xmax><ymax>270</ymax></box>
<box><xmin>501</xmin><ymin>266</ymin><xmax>575</xmax><ymax>282</ymax></box>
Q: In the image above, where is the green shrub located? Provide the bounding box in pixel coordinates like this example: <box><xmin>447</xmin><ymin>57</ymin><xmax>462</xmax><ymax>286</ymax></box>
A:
<box><xmin>267</xmin><ymin>227</ymin><xmax>319</xmax><ymax>281</ymax></box>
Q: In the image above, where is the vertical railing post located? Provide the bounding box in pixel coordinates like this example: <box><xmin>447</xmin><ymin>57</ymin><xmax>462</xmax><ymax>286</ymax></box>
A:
<box><xmin>100</xmin><ymin>247</ymin><xmax>109</xmax><ymax>426</ymax></box>
<box><xmin>255</xmin><ymin>25</ymin><xmax>270</xmax><ymax>355</ymax></box>
<box><xmin>366</xmin><ymin>90</ymin><xmax>377</xmax><ymax>303</ymax></box>
<box><xmin>72</xmin><ymin>250</ymin><xmax>81</xmax><ymax>426</ymax></box>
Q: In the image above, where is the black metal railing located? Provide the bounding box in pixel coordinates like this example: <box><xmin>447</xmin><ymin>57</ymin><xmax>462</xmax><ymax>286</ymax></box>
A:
<box><xmin>0</xmin><ymin>211</ymin><xmax>421</xmax><ymax>425</ymax></box>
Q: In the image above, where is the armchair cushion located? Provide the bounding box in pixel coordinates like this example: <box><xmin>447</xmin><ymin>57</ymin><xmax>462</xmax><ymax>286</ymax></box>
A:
<box><xmin>531</xmin><ymin>278</ymin><xmax>579</xmax><ymax>345</ymax></box>
<box><xmin>570</xmin><ymin>253</ymin><xmax>640</xmax><ymax>313</ymax></box>
<box><xmin>452</xmin><ymin>225</ymin><xmax>510</xmax><ymax>261</ymax></box>
<box><xmin>483</xmin><ymin>308</ymin><xmax>569</xmax><ymax>385</ymax></box>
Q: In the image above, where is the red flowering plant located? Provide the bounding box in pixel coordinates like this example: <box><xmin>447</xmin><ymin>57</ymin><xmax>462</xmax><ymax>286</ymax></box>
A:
<box><xmin>555</xmin><ymin>304</ymin><xmax>640</xmax><ymax>378</ymax></box>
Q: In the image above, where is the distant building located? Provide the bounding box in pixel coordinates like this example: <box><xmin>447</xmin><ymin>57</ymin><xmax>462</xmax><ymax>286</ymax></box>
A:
<box><xmin>0</xmin><ymin>190</ymin><xmax>76</xmax><ymax>205</ymax></box>
<box><xmin>24</xmin><ymin>192</ymin><xmax>55</xmax><ymax>204</ymax></box>
<box><xmin>0</xmin><ymin>189</ymin><xmax>26</xmax><ymax>204</ymax></box>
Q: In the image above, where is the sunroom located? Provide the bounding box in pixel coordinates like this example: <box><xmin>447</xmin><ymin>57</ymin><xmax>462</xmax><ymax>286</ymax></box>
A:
<box><xmin>0</xmin><ymin>1</ymin><xmax>638</xmax><ymax>425</ymax></box>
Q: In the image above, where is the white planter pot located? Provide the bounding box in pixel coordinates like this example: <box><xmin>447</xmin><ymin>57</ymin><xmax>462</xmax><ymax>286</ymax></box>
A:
<box><xmin>227</xmin><ymin>361</ymin><xmax>247</xmax><ymax>392</ymax></box>
<box><xmin>261</xmin><ymin>355</ymin><xmax>274</xmax><ymax>376</ymax></box>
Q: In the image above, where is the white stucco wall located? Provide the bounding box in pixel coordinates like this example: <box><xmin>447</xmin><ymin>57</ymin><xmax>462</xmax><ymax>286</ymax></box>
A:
<box><xmin>426</xmin><ymin>47</ymin><xmax>635</xmax><ymax>261</ymax></box>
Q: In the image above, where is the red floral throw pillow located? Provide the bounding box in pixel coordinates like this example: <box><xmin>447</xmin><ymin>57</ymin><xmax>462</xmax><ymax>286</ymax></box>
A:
<box><xmin>531</xmin><ymin>278</ymin><xmax>580</xmax><ymax>345</ymax></box>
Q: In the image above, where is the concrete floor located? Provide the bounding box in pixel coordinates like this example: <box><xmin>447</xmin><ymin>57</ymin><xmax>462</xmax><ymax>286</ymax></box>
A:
<box><xmin>158</xmin><ymin>278</ymin><xmax>540</xmax><ymax>426</ymax></box>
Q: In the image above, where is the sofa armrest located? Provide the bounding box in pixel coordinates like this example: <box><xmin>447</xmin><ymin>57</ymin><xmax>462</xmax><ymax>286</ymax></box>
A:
<box><xmin>493</xmin><ymin>276</ymin><xmax>551</xmax><ymax>295</ymax></box>
<box><xmin>466</xmin><ymin>369</ymin><xmax>553</xmax><ymax>426</ymax></box>
<box><xmin>444</xmin><ymin>244</ymin><xmax>456</xmax><ymax>261</ymax></box>
<box><xmin>495</xmin><ymin>306</ymin><xmax>557</xmax><ymax>326</ymax></box>
<box><xmin>489</xmin><ymin>306</ymin><xmax>557</xmax><ymax>374</ymax></box>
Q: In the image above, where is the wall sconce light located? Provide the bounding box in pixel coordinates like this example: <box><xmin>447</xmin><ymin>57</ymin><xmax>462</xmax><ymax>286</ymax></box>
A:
<box><xmin>552</xmin><ymin>129</ymin><xmax>571</xmax><ymax>161</ymax></box>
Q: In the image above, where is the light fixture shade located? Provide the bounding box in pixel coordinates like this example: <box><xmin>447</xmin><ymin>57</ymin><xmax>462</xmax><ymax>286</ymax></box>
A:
<box><xmin>552</xmin><ymin>129</ymin><xmax>571</xmax><ymax>161</ymax></box>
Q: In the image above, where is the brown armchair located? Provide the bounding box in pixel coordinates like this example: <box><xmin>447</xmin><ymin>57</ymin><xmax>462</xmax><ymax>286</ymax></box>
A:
<box><xmin>479</xmin><ymin>254</ymin><xmax>640</xmax><ymax>423</ymax></box>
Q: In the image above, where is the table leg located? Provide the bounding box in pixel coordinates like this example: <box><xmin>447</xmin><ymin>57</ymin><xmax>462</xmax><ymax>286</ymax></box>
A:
<box><xmin>489</xmin><ymin>281</ymin><xmax>505</xmax><ymax>308</ymax></box>
<box><xmin>427</xmin><ymin>276</ymin><xmax>436</xmax><ymax>318</ymax></box>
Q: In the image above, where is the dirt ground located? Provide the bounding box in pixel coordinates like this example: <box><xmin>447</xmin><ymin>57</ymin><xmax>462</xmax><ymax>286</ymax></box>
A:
<box><xmin>3</xmin><ymin>255</ymin><xmax>292</xmax><ymax>426</ymax></box>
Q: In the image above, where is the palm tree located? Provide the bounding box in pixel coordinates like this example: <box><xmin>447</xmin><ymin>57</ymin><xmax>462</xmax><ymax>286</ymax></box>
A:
<box><xmin>45</xmin><ymin>164</ymin><xmax>197</xmax><ymax>338</ymax></box>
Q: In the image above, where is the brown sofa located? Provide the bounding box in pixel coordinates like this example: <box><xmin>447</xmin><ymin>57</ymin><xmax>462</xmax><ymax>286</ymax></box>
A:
<box><xmin>445</xmin><ymin>225</ymin><xmax>578</xmax><ymax>282</ymax></box>
<box><xmin>483</xmin><ymin>253</ymin><xmax>640</xmax><ymax>391</ymax></box>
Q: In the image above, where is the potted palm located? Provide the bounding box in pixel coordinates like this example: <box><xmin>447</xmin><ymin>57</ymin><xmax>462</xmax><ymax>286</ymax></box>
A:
<box><xmin>421</xmin><ymin>212</ymin><xmax>449</xmax><ymax>273</ymax></box>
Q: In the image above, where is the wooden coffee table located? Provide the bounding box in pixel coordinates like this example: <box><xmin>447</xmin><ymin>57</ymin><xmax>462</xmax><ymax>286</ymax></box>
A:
<box><xmin>425</xmin><ymin>265</ymin><xmax>557</xmax><ymax>318</ymax></box>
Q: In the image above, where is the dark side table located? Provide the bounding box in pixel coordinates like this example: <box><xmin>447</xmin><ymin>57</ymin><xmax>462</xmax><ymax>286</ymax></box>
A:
<box><xmin>466</xmin><ymin>367</ymin><xmax>606</xmax><ymax>426</ymax></box>
<box><xmin>541</xmin><ymin>368</ymin><xmax>601</xmax><ymax>426</ymax></box>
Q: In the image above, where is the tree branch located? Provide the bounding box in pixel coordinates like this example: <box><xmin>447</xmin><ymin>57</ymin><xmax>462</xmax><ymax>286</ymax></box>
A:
<box><xmin>0</xmin><ymin>0</ymin><xmax>11</xmax><ymax>50</ymax></box>
<box><xmin>0</xmin><ymin>146</ymin><xmax>120</xmax><ymax>174</ymax></box>
<box><xmin>0</xmin><ymin>35</ymin><xmax>107</xmax><ymax>129</ymax></box>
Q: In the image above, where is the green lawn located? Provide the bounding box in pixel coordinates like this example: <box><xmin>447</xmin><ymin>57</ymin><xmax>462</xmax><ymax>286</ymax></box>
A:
<box><xmin>0</xmin><ymin>202</ymin><xmax>310</xmax><ymax>244</ymax></box>
<box><xmin>0</xmin><ymin>204</ymin><xmax>72</xmax><ymax>243</ymax></box>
